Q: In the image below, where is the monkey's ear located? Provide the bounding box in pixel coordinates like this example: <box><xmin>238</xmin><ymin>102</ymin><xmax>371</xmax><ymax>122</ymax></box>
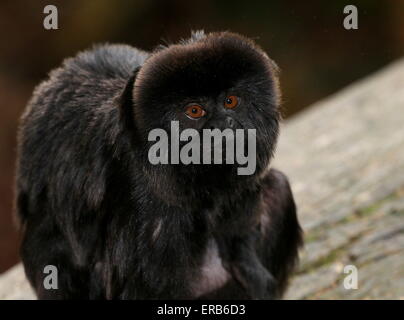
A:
<box><xmin>119</xmin><ymin>67</ymin><xmax>141</xmax><ymax>131</ymax></box>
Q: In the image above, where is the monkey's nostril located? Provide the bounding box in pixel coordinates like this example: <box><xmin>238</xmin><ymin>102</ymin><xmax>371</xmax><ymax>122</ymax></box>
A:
<box><xmin>226</xmin><ymin>117</ymin><xmax>235</xmax><ymax>128</ymax></box>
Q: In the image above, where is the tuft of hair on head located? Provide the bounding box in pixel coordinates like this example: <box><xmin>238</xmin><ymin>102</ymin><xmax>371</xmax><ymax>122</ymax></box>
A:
<box><xmin>153</xmin><ymin>30</ymin><xmax>206</xmax><ymax>53</ymax></box>
<box><xmin>179</xmin><ymin>30</ymin><xmax>206</xmax><ymax>45</ymax></box>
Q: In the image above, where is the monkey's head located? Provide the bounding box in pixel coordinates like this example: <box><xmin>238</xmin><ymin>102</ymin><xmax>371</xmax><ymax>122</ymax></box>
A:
<box><xmin>130</xmin><ymin>31</ymin><xmax>281</xmax><ymax>194</ymax></box>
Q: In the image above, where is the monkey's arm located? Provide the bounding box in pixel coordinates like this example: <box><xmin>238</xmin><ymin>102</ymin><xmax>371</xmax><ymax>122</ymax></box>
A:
<box><xmin>220</xmin><ymin>168</ymin><xmax>302</xmax><ymax>299</ymax></box>
<box><xmin>225</xmin><ymin>231</ymin><xmax>278</xmax><ymax>299</ymax></box>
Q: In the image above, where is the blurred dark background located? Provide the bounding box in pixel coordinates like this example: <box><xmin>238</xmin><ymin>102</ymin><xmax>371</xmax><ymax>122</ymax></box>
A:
<box><xmin>0</xmin><ymin>0</ymin><xmax>403</xmax><ymax>272</ymax></box>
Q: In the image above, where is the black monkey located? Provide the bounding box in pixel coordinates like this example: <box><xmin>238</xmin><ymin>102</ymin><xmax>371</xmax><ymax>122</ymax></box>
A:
<box><xmin>15</xmin><ymin>31</ymin><xmax>303</xmax><ymax>299</ymax></box>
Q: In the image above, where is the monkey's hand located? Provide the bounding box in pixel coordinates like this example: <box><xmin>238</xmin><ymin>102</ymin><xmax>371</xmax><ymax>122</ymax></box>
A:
<box><xmin>219</xmin><ymin>233</ymin><xmax>278</xmax><ymax>300</ymax></box>
<box><xmin>231</xmin><ymin>256</ymin><xmax>277</xmax><ymax>300</ymax></box>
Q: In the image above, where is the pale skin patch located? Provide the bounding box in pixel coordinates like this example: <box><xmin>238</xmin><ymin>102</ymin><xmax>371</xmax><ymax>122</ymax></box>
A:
<box><xmin>191</xmin><ymin>239</ymin><xmax>231</xmax><ymax>297</ymax></box>
<box><xmin>150</xmin><ymin>219</ymin><xmax>231</xmax><ymax>297</ymax></box>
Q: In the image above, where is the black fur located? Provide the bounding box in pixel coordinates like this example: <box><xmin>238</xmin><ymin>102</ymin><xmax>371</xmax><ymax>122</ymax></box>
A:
<box><xmin>15</xmin><ymin>31</ymin><xmax>303</xmax><ymax>299</ymax></box>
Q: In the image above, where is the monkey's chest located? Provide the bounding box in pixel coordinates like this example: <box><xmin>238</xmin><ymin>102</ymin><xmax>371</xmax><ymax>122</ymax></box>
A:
<box><xmin>191</xmin><ymin>239</ymin><xmax>231</xmax><ymax>297</ymax></box>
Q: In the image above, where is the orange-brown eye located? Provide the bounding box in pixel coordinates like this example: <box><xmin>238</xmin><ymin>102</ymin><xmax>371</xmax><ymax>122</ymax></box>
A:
<box><xmin>224</xmin><ymin>95</ymin><xmax>239</xmax><ymax>109</ymax></box>
<box><xmin>185</xmin><ymin>105</ymin><xmax>206</xmax><ymax>119</ymax></box>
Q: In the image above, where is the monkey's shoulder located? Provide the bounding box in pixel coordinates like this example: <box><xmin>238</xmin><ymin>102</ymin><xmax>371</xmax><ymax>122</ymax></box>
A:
<box><xmin>17</xmin><ymin>45</ymin><xmax>148</xmax><ymax>183</ymax></box>
<box><xmin>22</xmin><ymin>44</ymin><xmax>149</xmax><ymax>127</ymax></box>
<box><xmin>64</xmin><ymin>44</ymin><xmax>150</xmax><ymax>80</ymax></box>
<box><xmin>30</xmin><ymin>44</ymin><xmax>148</xmax><ymax>107</ymax></box>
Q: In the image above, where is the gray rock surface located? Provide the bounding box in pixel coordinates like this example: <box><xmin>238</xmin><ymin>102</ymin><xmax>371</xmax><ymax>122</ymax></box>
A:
<box><xmin>277</xmin><ymin>59</ymin><xmax>404</xmax><ymax>299</ymax></box>
<box><xmin>0</xmin><ymin>264</ymin><xmax>35</xmax><ymax>300</ymax></box>
<box><xmin>1</xmin><ymin>59</ymin><xmax>404</xmax><ymax>300</ymax></box>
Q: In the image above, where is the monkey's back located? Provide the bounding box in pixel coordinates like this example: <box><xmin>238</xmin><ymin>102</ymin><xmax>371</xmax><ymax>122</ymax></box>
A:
<box><xmin>16</xmin><ymin>44</ymin><xmax>148</xmax><ymax>224</ymax></box>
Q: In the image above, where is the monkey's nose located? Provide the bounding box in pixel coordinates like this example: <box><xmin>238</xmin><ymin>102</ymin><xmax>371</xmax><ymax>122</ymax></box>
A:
<box><xmin>208</xmin><ymin>116</ymin><xmax>236</xmax><ymax>130</ymax></box>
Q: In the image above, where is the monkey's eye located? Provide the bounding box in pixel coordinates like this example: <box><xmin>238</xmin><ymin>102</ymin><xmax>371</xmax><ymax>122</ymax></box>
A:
<box><xmin>185</xmin><ymin>105</ymin><xmax>206</xmax><ymax>119</ymax></box>
<box><xmin>224</xmin><ymin>96</ymin><xmax>239</xmax><ymax>109</ymax></box>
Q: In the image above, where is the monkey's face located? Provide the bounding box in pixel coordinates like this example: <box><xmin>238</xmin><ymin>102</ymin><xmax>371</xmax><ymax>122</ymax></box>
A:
<box><xmin>133</xmin><ymin>32</ymin><xmax>280</xmax><ymax>179</ymax></box>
